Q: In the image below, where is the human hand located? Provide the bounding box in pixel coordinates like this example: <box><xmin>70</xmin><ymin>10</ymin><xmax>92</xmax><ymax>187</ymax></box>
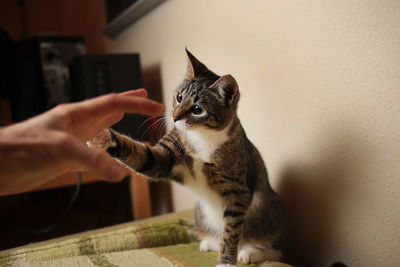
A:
<box><xmin>0</xmin><ymin>89</ymin><xmax>164</xmax><ymax>196</ymax></box>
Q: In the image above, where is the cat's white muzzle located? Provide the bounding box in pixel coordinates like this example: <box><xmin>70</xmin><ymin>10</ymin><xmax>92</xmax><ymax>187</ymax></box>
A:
<box><xmin>175</xmin><ymin>120</ymin><xmax>187</xmax><ymax>132</ymax></box>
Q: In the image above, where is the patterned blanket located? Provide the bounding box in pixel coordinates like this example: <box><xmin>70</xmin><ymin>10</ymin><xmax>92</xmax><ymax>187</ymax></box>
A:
<box><xmin>0</xmin><ymin>218</ymin><xmax>291</xmax><ymax>267</ymax></box>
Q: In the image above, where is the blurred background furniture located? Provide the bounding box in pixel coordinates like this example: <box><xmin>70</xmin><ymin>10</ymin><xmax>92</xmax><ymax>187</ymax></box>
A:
<box><xmin>0</xmin><ymin>0</ymin><xmax>171</xmax><ymax>251</ymax></box>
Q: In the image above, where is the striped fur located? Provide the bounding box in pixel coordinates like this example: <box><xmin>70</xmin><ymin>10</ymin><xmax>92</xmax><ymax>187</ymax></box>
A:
<box><xmin>89</xmin><ymin>50</ymin><xmax>285</xmax><ymax>266</ymax></box>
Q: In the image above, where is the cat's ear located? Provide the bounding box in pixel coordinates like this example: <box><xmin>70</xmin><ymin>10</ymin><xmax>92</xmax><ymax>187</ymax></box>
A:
<box><xmin>209</xmin><ymin>74</ymin><xmax>239</xmax><ymax>105</ymax></box>
<box><xmin>185</xmin><ymin>48</ymin><xmax>211</xmax><ymax>79</ymax></box>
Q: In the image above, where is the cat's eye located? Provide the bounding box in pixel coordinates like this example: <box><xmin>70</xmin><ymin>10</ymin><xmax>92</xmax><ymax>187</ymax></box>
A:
<box><xmin>177</xmin><ymin>93</ymin><xmax>183</xmax><ymax>103</ymax></box>
<box><xmin>191</xmin><ymin>105</ymin><xmax>203</xmax><ymax>115</ymax></box>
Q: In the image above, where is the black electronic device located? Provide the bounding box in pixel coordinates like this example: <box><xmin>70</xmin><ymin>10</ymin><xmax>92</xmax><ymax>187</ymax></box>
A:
<box><xmin>11</xmin><ymin>36</ymin><xmax>85</xmax><ymax>122</ymax></box>
<box><xmin>69</xmin><ymin>54</ymin><xmax>148</xmax><ymax>139</ymax></box>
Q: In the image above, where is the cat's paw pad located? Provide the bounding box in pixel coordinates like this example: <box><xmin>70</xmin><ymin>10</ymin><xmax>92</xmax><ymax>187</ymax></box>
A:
<box><xmin>200</xmin><ymin>238</ymin><xmax>219</xmax><ymax>252</ymax></box>
<box><xmin>216</xmin><ymin>264</ymin><xmax>236</xmax><ymax>267</ymax></box>
<box><xmin>87</xmin><ymin>129</ymin><xmax>115</xmax><ymax>150</ymax></box>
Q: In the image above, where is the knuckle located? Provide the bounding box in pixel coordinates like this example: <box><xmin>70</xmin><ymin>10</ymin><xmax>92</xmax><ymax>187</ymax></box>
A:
<box><xmin>53</xmin><ymin>103</ymin><xmax>74</xmax><ymax>127</ymax></box>
<box><xmin>106</xmin><ymin>93</ymin><xmax>118</xmax><ymax>105</ymax></box>
<box><xmin>54</xmin><ymin>103</ymin><xmax>71</xmax><ymax>117</ymax></box>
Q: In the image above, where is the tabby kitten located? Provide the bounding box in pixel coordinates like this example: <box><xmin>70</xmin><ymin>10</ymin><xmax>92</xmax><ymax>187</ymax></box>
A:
<box><xmin>88</xmin><ymin>49</ymin><xmax>285</xmax><ymax>266</ymax></box>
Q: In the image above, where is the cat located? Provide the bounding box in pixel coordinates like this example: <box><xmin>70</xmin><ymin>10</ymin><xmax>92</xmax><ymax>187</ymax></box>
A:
<box><xmin>88</xmin><ymin>49</ymin><xmax>285</xmax><ymax>266</ymax></box>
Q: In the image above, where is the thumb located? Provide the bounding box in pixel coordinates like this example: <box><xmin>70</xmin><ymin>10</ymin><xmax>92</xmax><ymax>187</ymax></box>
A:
<box><xmin>60</xmin><ymin>136</ymin><xmax>128</xmax><ymax>182</ymax></box>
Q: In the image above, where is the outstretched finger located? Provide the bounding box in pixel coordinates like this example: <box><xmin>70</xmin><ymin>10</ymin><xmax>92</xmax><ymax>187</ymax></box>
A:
<box><xmin>96</xmin><ymin>89</ymin><xmax>149</xmax><ymax>130</ymax></box>
<box><xmin>75</xmin><ymin>94</ymin><xmax>164</xmax><ymax>122</ymax></box>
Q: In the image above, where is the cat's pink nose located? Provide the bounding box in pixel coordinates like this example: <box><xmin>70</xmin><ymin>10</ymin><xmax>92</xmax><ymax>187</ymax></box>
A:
<box><xmin>173</xmin><ymin>115</ymin><xmax>181</xmax><ymax>122</ymax></box>
<box><xmin>172</xmin><ymin>111</ymin><xmax>183</xmax><ymax>122</ymax></box>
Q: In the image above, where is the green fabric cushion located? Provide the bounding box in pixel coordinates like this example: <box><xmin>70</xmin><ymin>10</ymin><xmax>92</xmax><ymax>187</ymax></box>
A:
<box><xmin>0</xmin><ymin>218</ymin><xmax>291</xmax><ymax>267</ymax></box>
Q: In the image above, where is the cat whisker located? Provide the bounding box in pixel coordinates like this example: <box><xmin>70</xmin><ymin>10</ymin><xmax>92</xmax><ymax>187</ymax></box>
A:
<box><xmin>140</xmin><ymin>118</ymin><xmax>164</xmax><ymax>141</ymax></box>
<box><xmin>136</xmin><ymin>113</ymin><xmax>167</xmax><ymax>141</ymax></box>
<box><xmin>157</xmin><ymin>118</ymin><xmax>170</xmax><ymax>140</ymax></box>
<box><xmin>135</xmin><ymin>114</ymin><xmax>165</xmax><ymax>133</ymax></box>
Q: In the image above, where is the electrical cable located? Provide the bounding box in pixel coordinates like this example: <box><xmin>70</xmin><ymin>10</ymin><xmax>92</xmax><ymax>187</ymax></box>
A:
<box><xmin>0</xmin><ymin>172</ymin><xmax>82</xmax><ymax>234</ymax></box>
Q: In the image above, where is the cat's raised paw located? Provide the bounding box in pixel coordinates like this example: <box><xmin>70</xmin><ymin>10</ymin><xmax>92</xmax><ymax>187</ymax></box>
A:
<box><xmin>87</xmin><ymin>129</ymin><xmax>115</xmax><ymax>150</ymax></box>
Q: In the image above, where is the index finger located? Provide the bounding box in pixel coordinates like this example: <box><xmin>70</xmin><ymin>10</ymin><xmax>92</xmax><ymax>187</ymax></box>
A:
<box><xmin>83</xmin><ymin>93</ymin><xmax>165</xmax><ymax>118</ymax></box>
<box><xmin>65</xmin><ymin>93</ymin><xmax>164</xmax><ymax>128</ymax></box>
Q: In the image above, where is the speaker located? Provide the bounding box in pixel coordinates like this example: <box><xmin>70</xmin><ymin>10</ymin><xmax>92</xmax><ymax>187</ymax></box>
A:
<box><xmin>69</xmin><ymin>54</ymin><xmax>148</xmax><ymax>140</ymax></box>
<box><xmin>11</xmin><ymin>36</ymin><xmax>85</xmax><ymax>122</ymax></box>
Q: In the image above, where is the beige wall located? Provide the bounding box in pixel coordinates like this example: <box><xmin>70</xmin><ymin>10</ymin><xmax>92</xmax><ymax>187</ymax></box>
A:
<box><xmin>107</xmin><ymin>0</ymin><xmax>400</xmax><ymax>265</ymax></box>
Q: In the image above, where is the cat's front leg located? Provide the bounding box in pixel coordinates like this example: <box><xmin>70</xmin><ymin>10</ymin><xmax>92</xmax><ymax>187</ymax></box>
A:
<box><xmin>88</xmin><ymin>128</ymin><xmax>184</xmax><ymax>180</ymax></box>
<box><xmin>217</xmin><ymin>188</ymin><xmax>251</xmax><ymax>266</ymax></box>
<box><xmin>88</xmin><ymin>128</ymin><xmax>148</xmax><ymax>171</ymax></box>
